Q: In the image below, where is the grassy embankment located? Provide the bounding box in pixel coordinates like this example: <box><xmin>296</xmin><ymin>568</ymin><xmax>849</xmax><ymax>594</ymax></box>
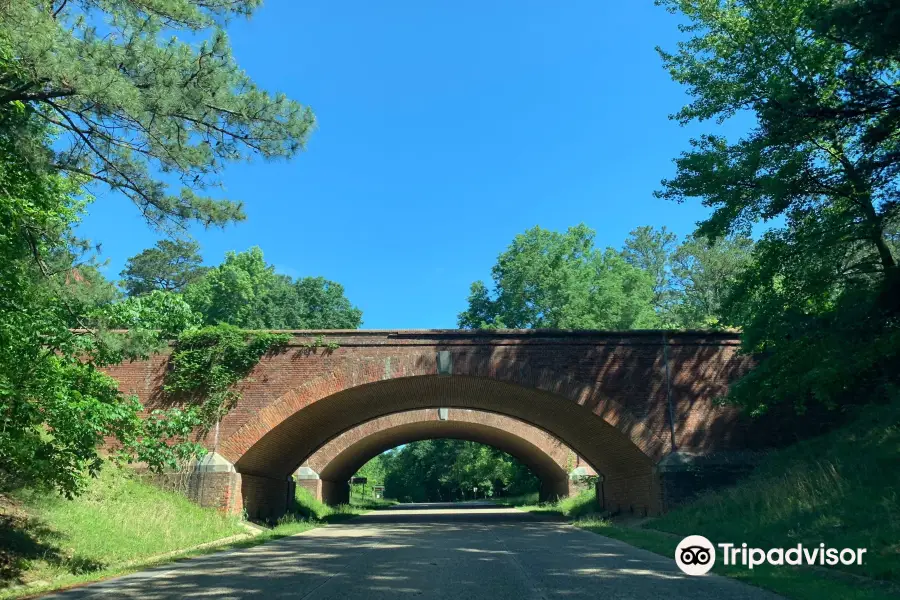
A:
<box><xmin>493</xmin><ymin>488</ymin><xmax>597</xmax><ymax>518</ymax></box>
<box><xmin>505</xmin><ymin>399</ymin><xmax>900</xmax><ymax>600</ymax></box>
<box><xmin>0</xmin><ymin>468</ymin><xmax>376</xmax><ymax>599</ymax></box>
<box><xmin>288</xmin><ymin>486</ymin><xmax>393</xmax><ymax>522</ymax></box>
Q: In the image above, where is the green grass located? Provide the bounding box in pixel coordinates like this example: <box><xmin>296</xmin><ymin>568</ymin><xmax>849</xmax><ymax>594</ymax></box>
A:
<box><xmin>349</xmin><ymin>495</ymin><xmax>397</xmax><ymax>510</ymax></box>
<box><xmin>1</xmin><ymin>465</ymin><xmax>246</xmax><ymax>597</ymax></box>
<box><xmin>290</xmin><ymin>487</ymin><xmax>368</xmax><ymax>523</ymax></box>
<box><xmin>649</xmin><ymin>399</ymin><xmax>900</xmax><ymax>583</ymax></box>
<box><xmin>0</xmin><ymin>515</ymin><xmax>321</xmax><ymax>600</ymax></box>
<box><xmin>0</xmin><ymin>468</ymin><xmax>384</xmax><ymax>599</ymax></box>
<box><xmin>491</xmin><ymin>492</ymin><xmax>540</xmax><ymax>507</ymax></box>
<box><xmin>497</xmin><ymin>488</ymin><xmax>598</xmax><ymax>519</ymax></box>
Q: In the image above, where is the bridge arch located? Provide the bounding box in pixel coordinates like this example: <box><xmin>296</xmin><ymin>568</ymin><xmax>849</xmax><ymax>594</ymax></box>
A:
<box><xmin>298</xmin><ymin>409</ymin><xmax>593</xmax><ymax>505</ymax></box>
<box><xmin>105</xmin><ymin>331</ymin><xmax>753</xmax><ymax>520</ymax></box>
<box><xmin>224</xmin><ymin>372</ymin><xmax>663</xmax><ymax>519</ymax></box>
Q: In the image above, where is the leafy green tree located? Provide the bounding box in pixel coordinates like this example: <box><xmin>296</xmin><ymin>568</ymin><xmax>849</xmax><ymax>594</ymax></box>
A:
<box><xmin>287</xmin><ymin>277</ymin><xmax>364</xmax><ymax>330</ymax></box>
<box><xmin>55</xmin><ymin>263</ymin><xmax>121</xmax><ymax>327</ymax></box>
<box><xmin>458</xmin><ymin>225</ymin><xmax>657</xmax><ymax>329</ymax></box>
<box><xmin>352</xmin><ymin>454</ymin><xmax>387</xmax><ymax>499</ymax></box>
<box><xmin>355</xmin><ymin>454</ymin><xmax>387</xmax><ymax>487</ymax></box>
<box><xmin>87</xmin><ymin>290</ymin><xmax>202</xmax><ymax>360</ymax></box>
<box><xmin>622</xmin><ymin>225</ymin><xmax>678</xmax><ymax>321</ymax></box>
<box><xmin>184</xmin><ymin>247</ymin><xmax>271</xmax><ymax>328</ymax></box>
<box><xmin>670</xmin><ymin>235</ymin><xmax>754</xmax><ymax>329</ymax></box>
<box><xmin>809</xmin><ymin>0</ymin><xmax>900</xmax><ymax>63</ymax></box>
<box><xmin>0</xmin><ymin>108</ymin><xmax>198</xmax><ymax>496</ymax></box>
<box><xmin>1</xmin><ymin>0</ymin><xmax>315</xmax><ymax>231</ymax></box>
<box><xmin>0</xmin><ymin>0</ymin><xmax>316</xmax><ymax>496</ymax></box>
<box><xmin>100</xmin><ymin>290</ymin><xmax>201</xmax><ymax>336</ymax></box>
<box><xmin>121</xmin><ymin>240</ymin><xmax>207</xmax><ymax>296</ymax></box>
<box><xmin>184</xmin><ymin>246</ymin><xmax>363</xmax><ymax>329</ymax></box>
<box><xmin>656</xmin><ymin>0</ymin><xmax>898</xmax><ymax>307</ymax></box>
<box><xmin>381</xmin><ymin>440</ymin><xmax>539</xmax><ymax>503</ymax></box>
<box><xmin>657</xmin><ymin>0</ymin><xmax>900</xmax><ymax>413</ymax></box>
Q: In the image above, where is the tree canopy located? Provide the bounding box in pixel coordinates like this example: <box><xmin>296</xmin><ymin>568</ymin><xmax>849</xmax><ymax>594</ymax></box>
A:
<box><xmin>120</xmin><ymin>240</ymin><xmax>206</xmax><ymax>296</ymax></box>
<box><xmin>656</xmin><ymin>0</ymin><xmax>898</xmax><ymax>303</ymax></box>
<box><xmin>622</xmin><ymin>225</ymin><xmax>678</xmax><ymax>319</ymax></box>
<box><xmin>669</xmin><ymin>235</ymin><xmax>754</xmax><ymax>329</ymax></box>
<box><xmin>377</xmin><ymin>440</ymin><xmax>540</xmax><ymax>503</ymax></box>
<box><xmin>0</xmin><ymin>0</ymin><xmax>315</xmax><ymax>232</ymax></box>
<box><xmin>458</xmin><ymin>225</ymin><xmax>658</xmax><ymax>330</ymax></box>
<box><xmin>657</xmin><ymin>0</ymin><xmax>900</xmax><ymax>414</ymax></box>
<box><xmin>459</xmin><ymin>224</ymin><xmax>752</xmax><ymax>331</ymax></box>
<box><xmin>0</xmin><ymin>0</ymin><xmax>317</xmax><ymax>495</ymax></box>
<box><xmin>183</xmin><ymin>246</ymin><xmax>363</xmax><ymax>329</ymax></box>
<box><xmin>0</xmin><ymin>108</ymin><xmax>196</xmax><ymax>496</ymax></box>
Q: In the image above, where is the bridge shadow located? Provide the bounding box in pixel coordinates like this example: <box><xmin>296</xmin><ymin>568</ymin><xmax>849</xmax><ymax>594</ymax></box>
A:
<box><xmin>350</xmin><ymin>503</ymin><xmax>562</xmax><ymax>525</ymax></box>
<box><xmin>42</xmin><ymin>507</ymin><xmax>778</xmax><ymax>600</ymax></box>
<box><xmin>467</xmin><ymin>332</ymin><xmax>762</xmax><ymax>456</ymax></box>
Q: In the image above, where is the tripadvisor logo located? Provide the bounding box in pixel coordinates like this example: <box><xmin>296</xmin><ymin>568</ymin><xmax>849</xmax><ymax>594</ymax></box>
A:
<box><xmin>675</xmin><ymin>535</ymin><xmax>867</xmax><ymax>576</ymax></box>
<box><xmin>675</xmin><ymin>535</ymin><xmax>716</xmax><ymax>575</ymax></box>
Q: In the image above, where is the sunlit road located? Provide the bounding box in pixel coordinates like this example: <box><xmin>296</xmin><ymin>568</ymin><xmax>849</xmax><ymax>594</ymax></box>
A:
<box><xmin>45</xmin><ymin>503</ymin><xmax>780</xmax><ymax>599</ymax></box>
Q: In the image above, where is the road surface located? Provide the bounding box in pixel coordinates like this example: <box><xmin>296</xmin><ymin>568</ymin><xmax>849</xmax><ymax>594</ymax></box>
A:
<box><xmin>44</xmin><ymin>503</ymin><xmax>780</xmax><ymax>599</ymax></box>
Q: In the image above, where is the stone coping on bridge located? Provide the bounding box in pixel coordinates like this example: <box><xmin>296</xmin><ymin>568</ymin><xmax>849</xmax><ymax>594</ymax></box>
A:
<box><xmin>81</xmin><ymin>329</ymin><xmax>742</xmax><ymax>350</ymax></box>
<box><xmin>74</xmin><ymin>327</ymin><xmax>741</xmax><ymax>342</ymax></box>
<box><xmin>258</xmin><ymin>330</ymin><xmax>744</xmax><ymax>348</ymax></box>
<box><xmin>203</xmin><ymin>328</ymin><xmax>740</xmax><ymax>337</ymax></box>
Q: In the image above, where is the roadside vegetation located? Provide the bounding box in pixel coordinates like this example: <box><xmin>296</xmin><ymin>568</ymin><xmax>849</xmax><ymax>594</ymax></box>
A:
<box><xmin>350</xmin><ymin>496</ymin><xmax>398</xmax><ymax>510</ymax></box>
<box><xmin>289</xmin><ymin>487</ymin><xmax>367</xmax><ymax>523</ymax></box>
<box><xmin>500</xmin><ymin>399</ymin><xmax>900</xmax><ymax>600</ymax></box>
<box><xmin>650</xmin><ymin>398</ymin><xmax>900</xmax><ymax>584</ymax></box>
<box><xmin>0</xmin><ymin>467</ymin><xmax>390</xmax><ymax>599</ymax></box>
<box><xmin>0</xmin><ymin>465</ymin><xmax>246</xmax><ymax>598</ymax></box>
<box><xmin>494</xmin><ymin>488</ymin><xmax>597</xmax><ymax>519</ymax></box>
<box><xmin>357</xmin><ymin>440</ymin><xmax>541</xmax><ymax>503</ymax></box>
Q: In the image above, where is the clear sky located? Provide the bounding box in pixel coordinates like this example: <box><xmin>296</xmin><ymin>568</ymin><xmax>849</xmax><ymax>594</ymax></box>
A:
<box><xmin>77</xmin><ymin>0</ymin><xmax>746</xmax><ymax>329</ymax></box>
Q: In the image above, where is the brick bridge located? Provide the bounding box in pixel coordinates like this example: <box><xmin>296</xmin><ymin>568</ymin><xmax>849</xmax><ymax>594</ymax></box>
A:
<box><xmin>104</xmin><ymin>330</ymin><xmax>758</xmax><ymax>520</ymax></box>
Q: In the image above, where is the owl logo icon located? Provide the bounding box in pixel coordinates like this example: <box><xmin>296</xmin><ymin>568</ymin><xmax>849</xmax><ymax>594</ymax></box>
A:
<box><xmin>675</xmin><ymin>535</ymin><xmax>715</xmax><ymax>575</ymax></box>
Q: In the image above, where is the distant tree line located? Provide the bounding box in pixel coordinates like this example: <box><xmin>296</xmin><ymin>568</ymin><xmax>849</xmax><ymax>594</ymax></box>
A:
<box><xmin>458</xmin><ymin>224</ymin><xmax>753</xmax><ymax>331</ymax></box>
<box><xmin>355</xmin><ymin>440</ymin><xmax>540</xmax><ymax>503</ymax></box>
<box><xmin>83</xmin><ymin>241</ymin><xmax>363</xmax><ymax>333</ymax></box>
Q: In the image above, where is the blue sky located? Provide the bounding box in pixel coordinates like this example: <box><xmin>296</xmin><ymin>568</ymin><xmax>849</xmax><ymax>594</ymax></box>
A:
<box><xmin>77</xmin><ymin>0</ymin><xmax>747</xmax><ymax>329</ymax></box>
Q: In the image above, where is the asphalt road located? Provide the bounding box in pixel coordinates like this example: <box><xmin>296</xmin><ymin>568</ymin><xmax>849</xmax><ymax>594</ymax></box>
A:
<box><xmin>45</xmin><ymin>503</ymin><xmax>781</xmax><ymax>599</ymax></box>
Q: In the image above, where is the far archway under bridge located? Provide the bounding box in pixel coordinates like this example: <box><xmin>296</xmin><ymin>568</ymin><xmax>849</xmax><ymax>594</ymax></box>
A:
<box><xmin>296</xmin><ymin>408</ymin><xmax>598</xmax><ymax>505</ymax></box>
<box><xmin>103</xmin><ymin>329</ymin><xmax>767</xmax><ymax>520</ymax></box>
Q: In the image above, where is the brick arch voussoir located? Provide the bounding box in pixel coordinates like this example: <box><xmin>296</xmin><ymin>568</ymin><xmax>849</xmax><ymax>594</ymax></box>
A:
<box><xmin>218</xmin><ymin>355</ymin><xmax>668</xmax><ymax>470</ymax></box>
<box><xmin>306</xmin><ymin>409</ymin><xmax>576</xmax><ymax>483</ymax></box>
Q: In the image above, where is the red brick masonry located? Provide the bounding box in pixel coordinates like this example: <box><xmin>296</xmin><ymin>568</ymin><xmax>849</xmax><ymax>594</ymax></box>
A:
<box><xmin>299</xmin><ymin>408</ymin><xmax>596</xmax><ymax>504</ymax></box>
<box><xmin>104</xmin><ymin>329</ymin><xmax>757</xmax><ymax>519</ymax></box>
